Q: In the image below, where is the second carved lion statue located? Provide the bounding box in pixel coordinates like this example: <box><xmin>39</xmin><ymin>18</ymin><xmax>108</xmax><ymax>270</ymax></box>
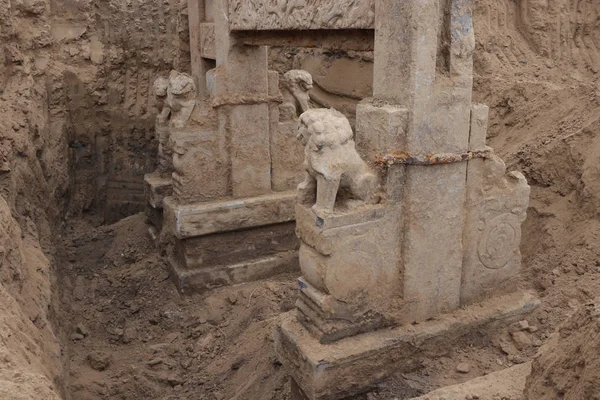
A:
<box><xmin>296</xmin><ymin>108</ymin><xmax>378</xmax><ymax>215</ymax></box>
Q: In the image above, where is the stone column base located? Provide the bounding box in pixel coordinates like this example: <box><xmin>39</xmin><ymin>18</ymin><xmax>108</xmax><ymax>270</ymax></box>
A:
<box><xmin>276</xmin><ymin>291</ymin><xmax>540</xmax><ymax>400</ymax></box>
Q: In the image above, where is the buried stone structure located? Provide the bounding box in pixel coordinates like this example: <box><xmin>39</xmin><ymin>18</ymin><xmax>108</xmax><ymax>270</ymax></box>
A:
<box><xmin>254</xmin><ymin>1</ymin><xmax>536</xmax><ymax>399</ymax></box>
<box><xmin>144</xmin><ymin>0</ymin><xmax>538</xmax><ymax>397</ymax></box>
<box><xmin>144</xmin><ymin>0</ymin><xmax>317</xmax><ymax>291</ymax></box>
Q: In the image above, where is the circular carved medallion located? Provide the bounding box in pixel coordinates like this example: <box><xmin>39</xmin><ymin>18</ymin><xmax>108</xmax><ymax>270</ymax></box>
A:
<box><xmin>477</xmin><ymin>213</ymin><xmax>521</xmax><ymax>270</ymax></box>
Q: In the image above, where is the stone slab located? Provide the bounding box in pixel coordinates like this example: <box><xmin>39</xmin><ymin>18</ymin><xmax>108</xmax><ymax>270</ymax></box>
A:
<box><xmin>272</xmin><ymin>122</ymin><xmax>305</xmax><ymax>192</ymax></box>
<box><xmin>144</xmin><ymin>173</ymin><xmax>172</xmax><ymax>208</ymax></box>
<box><xmin>176</xmin><ymin>222</ymin><xmax>298</xmax><ymax>271</ymax></box>
<box><xmin>163</xmin><ymin>191</ymin><xmax>296</xmax><ymax>239</ymax></box>
<box><xmin>169</xmin><ymin>250</ymin><xmax>299</xmax><ymax>294</ymax></box>
<box><xmin>275</xmin><ymin>291</ymin><xmax>540</xmax><ymax>400</ymax></box>
<box><xmin>228</xmin><ymin>0</ymin><xmax>375</xmax><ymax>31</ymax></box>
<box><xmin>199</xmin><ymin>22</ymin><xmax>215</xmax><ymax>60</ymax></box>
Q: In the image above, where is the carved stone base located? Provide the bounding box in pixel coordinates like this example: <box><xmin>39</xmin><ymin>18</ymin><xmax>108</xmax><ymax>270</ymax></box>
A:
<box><xmin>168</xmin><ymin>247</ymin><xmax>299</xmax><ymax>294</ymax></box>
<box><xmin>163</xmin><ymin>191</ymin><xmax>300</xmax><ymax>293</ymax></box>
<box><xmin>296</xmin><ymin>278</ymin><xmax>390</xmax><ymax>344</ymax></box>
<box><xmin>276</xmin><ymin>291</ymin><xmax>540</xmax><ymax>400</ymax></box>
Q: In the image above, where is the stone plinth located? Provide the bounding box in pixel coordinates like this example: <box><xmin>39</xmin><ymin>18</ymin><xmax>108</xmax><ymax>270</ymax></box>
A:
<box><xmin>144</xmin><ymin>172</ymin><xmax>173</xmax><ymax>235</ymax></box>
<box><xmin>276</xmin><ymin>291</ymin><xmax>539</xmax><ymax>400</ymax></box>
<box><xmin>163</xmin><ymin>192</ymin><xmax>299</xmax><ymax>293</ymax></box>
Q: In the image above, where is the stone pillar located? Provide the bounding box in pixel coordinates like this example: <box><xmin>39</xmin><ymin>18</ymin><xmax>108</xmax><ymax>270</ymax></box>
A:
<box><xmin>213</xmin><ymin>0</ymin><xmax>271</xmax><ymax>197</ymax></box>
<box><xmin>372</xmin><ymin>0</ymin><xmax>474</xmax><ymax>322</ymax></box>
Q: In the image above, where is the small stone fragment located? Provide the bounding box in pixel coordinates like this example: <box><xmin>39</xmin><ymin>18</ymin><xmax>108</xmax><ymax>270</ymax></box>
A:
<box><xmin>517</xmin><ymin>320</ymin><xmax>529</xmax><ymax>331</ymax></box>
<box><xmin>71</xmin><ymin>333</ymin><xmax>84</xmax><ymax>341</ymax></box>
<box><xmin>87</xmin><ymin>351</ymin><xmax>112</xmax><ymax>371</ymax></box>
<box><xmin>76</xmin><ymin>323</ymin><xmax>89</xmax><ymax>337</ymax></box>
<box><xmin>456</xmin><ymin>362</ymin><xmax>471</xmax><ymax>373</ymax></box>
<box><xmin>511</xmin><ymin>331</ymin><xmax>533</xmax><ymax>350</ymax></box>
<box><xmin>227</xmin><ymin>293</ymin><xmax>238</xmax><ymax>305</ymax></box>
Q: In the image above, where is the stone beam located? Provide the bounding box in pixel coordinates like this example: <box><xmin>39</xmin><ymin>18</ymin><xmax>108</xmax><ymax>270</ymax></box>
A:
<box><xmin>163</xmin><ymin>191</ymin><xmax>296</xmax><ymax>239</ymax></box>
<box><xmin>228</xmin><ymin>0</ymin><xmax>375</xmax><ymax>31</ymax></box>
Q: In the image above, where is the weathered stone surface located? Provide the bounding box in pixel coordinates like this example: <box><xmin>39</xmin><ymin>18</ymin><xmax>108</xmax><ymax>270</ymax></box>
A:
<box><xmin>296</xmin><ymin>109</ymin><xmax>378</xmax><ymax>216</ymax></box>
<box><xmin>199</xmin><ymin>23</ymin><xmax>215</xmax><ymax>60</ymax></box>
<box><xmin>272</xmin><ymin>122</ymin><xmax>305</xmax><ymax>191</ymax></box>
<box><xmin>228</xmin><ymin>103</ymin><xmax>272</xmax><ymax>197</ymax></box>
<box><xmin>461</xmin><ymin>105</ymin><xmax>531</xmax><ymax>305</ymax></box>
<box><xmin>163</xmin><ymin>191</ymin><xmax>296</xmax><ymax>239</ymax></box>
<box><xmin>169</xmin><ymin>248</ymin><xmax>299</xmax><ymax>293</ymax></box>
<box><xmin>228</xmin><ymin>0</ymin><xmax>375</xmax><ymax>31</ymax></box>
<box><xmin>171</xmin><ymin>128</ymin><xmax>228</xmax><ymax>203</ymax></box>
<box><xmin>276</xmin><ymin>291</ymin><xmax>539</xmax><ymax>400</ymax></box>
<box><xmin>280</xmin><ymin>70</ymin><xmax>312</xmax><ymax>121</ymax></box>
<box><xmin>144</xmin><ymin>173</ymin><xmax>172</xmax><ymax>209</ymax></box>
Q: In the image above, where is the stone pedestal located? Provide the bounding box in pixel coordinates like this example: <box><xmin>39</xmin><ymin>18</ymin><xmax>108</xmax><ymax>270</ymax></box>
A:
<box><xmin>163</xmin><ymin>192</ymin><xmax>299</xmax><ymax>292</ymax></box>
<box><xmin>277</xmin><ymin>291</ymin><xmax>539</xmax><ymax>400</ymax></box>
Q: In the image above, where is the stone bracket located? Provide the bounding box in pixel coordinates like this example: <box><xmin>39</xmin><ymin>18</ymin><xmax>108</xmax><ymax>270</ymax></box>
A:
<box><xmin>164</xmin><ymin>191</ymin><xmax>297</xmax><ymax>239</ymax></box>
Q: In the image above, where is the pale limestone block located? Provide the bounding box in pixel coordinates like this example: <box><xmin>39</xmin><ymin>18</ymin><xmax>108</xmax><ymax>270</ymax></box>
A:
<box><xmin>228</xmin><ymin>0</ymin><xmax>375</xmax><ymax>31</ymax></box>
<box><xmin>205</xmin><ymin>68</ymin><xmax>216</xmax><ymax>96</ymax></box>
<box><xmin>199</xmin><ymin>22</ymin><xmax>215</xmax><ymax>60</ymax></box>
<box><xmin>355</xmin><ymin>100</ymin><xmax>408</xmax><ymax>161</ymax></box>
<box><xmin>469</xmin><ymin>104</ymin><xmax>490</xmax><ymax>151</ymax></box>
<box><xmin>144</xmin><ymin>173</ymin><xmax>172</xmax><ymax>209</ymax></box>
<box><xmin>163</xmin><ymin>191</ymin><xmax>296</xmax><ymax>239</ymax></box>
<box><xmin>228</xmin><ymin>103</ymin><xmax>272</xmax><ymax>198</ymax></box>
<box><xmin>272</xmin><ymin>122</ymin><xmax>305</xmax><ymax>192</ymax></box>
<box><xmin>171</xmin><ymin>129</ymin><xmax>229</xmax><ymax>203</ymax></box>
<box><xmin>461</xmin><ymin>154</ymin><xmax>531</xmax><ymax>305</ymax></box>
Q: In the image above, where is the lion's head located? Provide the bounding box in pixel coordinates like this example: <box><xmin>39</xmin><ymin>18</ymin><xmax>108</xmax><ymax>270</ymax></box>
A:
<box><xmin>168</xmin><ymin>70</ymin><xmax>196</xmax><ymax>96</ymax></box>
<box><xmin>284</xmin><ymin>70</ymin><xmax>313</xmax><ymax>93</ymax></box>
<box><xmin>153</xmin><ymin>76</ymin><xmax>169</xmax><ymax>97</ymax></box>
<box><xmin>297</xmin><ymin>108</ymin><xmax>353</xmax><ymax>149</ymax></box>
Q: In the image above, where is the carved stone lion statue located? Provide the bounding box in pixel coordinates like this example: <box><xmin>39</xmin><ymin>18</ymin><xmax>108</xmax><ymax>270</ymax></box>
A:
<box><xmin>297</xmin><ymin>108</ymin><xmax>378</xmax><ymax>215</ymax></box>
<box><xmin>280</xmin><ymin>70</ymin><xmax>313</xmax><ymax>121</ymax></box>
<box><xmin>166</xmin><ymin>70</ymin><xmax>196</xmax><ymax>129</ymax></box>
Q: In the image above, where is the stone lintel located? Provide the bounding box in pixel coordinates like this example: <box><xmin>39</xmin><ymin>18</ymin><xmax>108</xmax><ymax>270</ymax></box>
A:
<box><xmin>164</xmin><ymin>191</ymin><xmax>296</xmax><ymax>239</ymax></box>
<box><xmin>227</xmin><ymin>0</ymin><xmax>374</xmax><ymax>31</ymax></box>
<box><xmin>169</xmin><ymin>251</ymin><xmax>299</xmax><ymax>294</ymax></box>
<box><xmin>239</xmin><ymin>30</ymin><xmax>374</xmax><ymax>52</ymax></box>
<box><xmin>275</xmin><ymin>291</ymin><xmax>540</xmax><ymax>400</ymax></box>
<box><xmin>144</xmin><ymin>173</ymin><xmax>173</xmax><ymax>208</ymax></box>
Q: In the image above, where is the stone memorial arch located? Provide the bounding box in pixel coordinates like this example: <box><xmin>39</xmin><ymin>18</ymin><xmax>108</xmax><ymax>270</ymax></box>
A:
<box><xmin>144</xmin><ymin>1</ymin><xmax>538</xmax><ymax>398</ymax></box>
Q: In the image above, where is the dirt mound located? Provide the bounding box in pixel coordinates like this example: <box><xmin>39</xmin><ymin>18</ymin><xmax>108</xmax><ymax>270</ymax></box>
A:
<box><xmin>57</xmin><ymin>213</ymin><xmax>297</xmax><ymax>400</ymax></box>
<box><xmin>524</xmin><ymin>299</ymin><xmax>600</xmax><ymax>400</ymax></box>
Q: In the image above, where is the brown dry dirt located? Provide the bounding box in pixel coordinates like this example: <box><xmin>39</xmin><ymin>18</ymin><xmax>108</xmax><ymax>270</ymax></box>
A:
<box><xmin>3</xmin><ymin>0</ymin><xmax>600</xmax><ymax>399</ymax></box>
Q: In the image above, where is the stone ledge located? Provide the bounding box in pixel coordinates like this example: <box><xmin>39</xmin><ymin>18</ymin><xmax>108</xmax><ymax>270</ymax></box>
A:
<box><xmin>168</xmin><ymin>250</ymin><xmax>299</xmax><ymax>294</ymax></box>
<box><xmin>144</xmin><ymin>173</ymin><xmax>172</xmax><ymax>209</ymax></box>
<box><xmin>275</xmin><ymin>291</ymin><xmax>540</xmax><ymax>400</ymax></box>
<box><xmin>163</xmin><ymin>191</ymin><xmax>296</xmax><ymax>239</ymax></box>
